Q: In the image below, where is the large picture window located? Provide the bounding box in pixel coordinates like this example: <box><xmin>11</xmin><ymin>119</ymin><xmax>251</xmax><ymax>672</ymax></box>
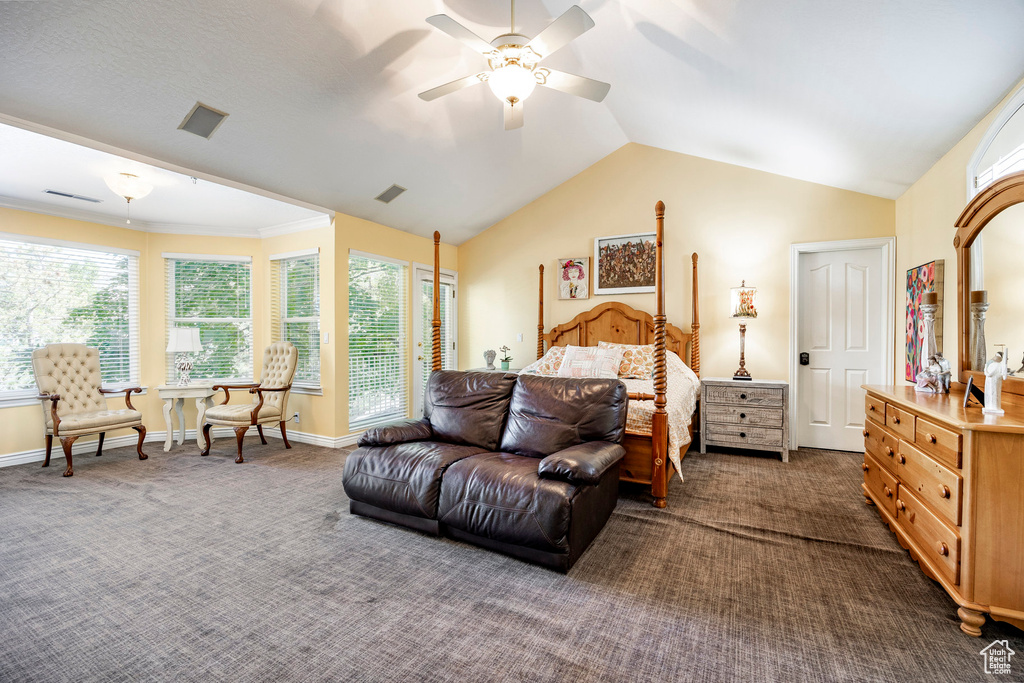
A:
<box><xmin>348</xmin><ymin>251</ymin><xmax>408</xmax><ymax>430</ymax></box>
<box><xmin>271</xmin><ymin>250</ymin><xmax>320</xmax><ymax>389</ymax></box>
<box><xmin>165</xmin><ymin>254</ymin><xmax>252</xmax><ymax>383</ymax></box>
<box><xmin>0</xmin><ymin>234</ymin><xmax>140</xmax><ymax>403</ymax></box>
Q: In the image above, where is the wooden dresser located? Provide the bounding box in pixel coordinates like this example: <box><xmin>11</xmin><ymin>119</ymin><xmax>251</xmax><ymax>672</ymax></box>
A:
<box><xmin>700</xmin><ymin>378</ymin><xmax>790</xmax><ymax>462</ymax></box>
<box><xmin>862</xmin><ymin>385</ymin><xmax>1024</xmax><ymax>636</ymax></box>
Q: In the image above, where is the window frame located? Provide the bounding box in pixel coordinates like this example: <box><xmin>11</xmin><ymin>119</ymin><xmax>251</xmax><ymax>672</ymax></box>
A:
<box><xmin>270</xmin><ymin>248</ymin><xmax>321</xmax><ymax>393</ymax></box>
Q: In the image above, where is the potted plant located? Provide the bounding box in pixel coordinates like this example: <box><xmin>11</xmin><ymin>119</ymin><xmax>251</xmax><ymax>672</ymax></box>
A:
<box><xmin>499</xmin><ymin>345</ymin><xmax>512</xmax><ymax>371</ymax></box>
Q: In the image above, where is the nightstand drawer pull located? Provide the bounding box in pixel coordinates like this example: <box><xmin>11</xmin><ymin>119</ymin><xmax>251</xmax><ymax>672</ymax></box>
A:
<box><xmin>739</xmin><ymin>432</ymin><xmax>746</xmax><ymax>438</ymax></box>
<box><xmin>740</xmin><ymin>393</ymin><xmax>747</xmax><ymax>400</ymax></box>
<box><xmin>740</xmin><ymin>413</ymin><xmax>746</xmax><ymax>419</ymax></box>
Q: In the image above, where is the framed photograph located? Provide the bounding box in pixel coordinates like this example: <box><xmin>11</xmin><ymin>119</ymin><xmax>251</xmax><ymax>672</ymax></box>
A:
<box><xmin>905</xmin><ymin>259</ymin><xmax>944</xmax><ymax>381</ymax></box>
<box><xmin>594</xmin><ymin>233</ymin><xmax>656</xmax><ymax>295</ymax></box>
<box><xmin>557</xmin><ymin>258</ymin><xmax>590</xmax><ymax>300</ymax></box>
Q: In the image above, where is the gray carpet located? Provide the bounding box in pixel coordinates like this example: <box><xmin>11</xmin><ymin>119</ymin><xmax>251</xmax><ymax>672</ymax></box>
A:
<box><xmin>1</xmin><ymin>441</ymin><xmax>1020</xmax><ymax>682</ymax></box>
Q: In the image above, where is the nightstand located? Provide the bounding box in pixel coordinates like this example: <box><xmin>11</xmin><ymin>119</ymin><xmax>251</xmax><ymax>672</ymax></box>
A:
<box><xmin>699</xmin><ymin>378</ymin><xmax>790</xmax><ymax>462</ymax></box>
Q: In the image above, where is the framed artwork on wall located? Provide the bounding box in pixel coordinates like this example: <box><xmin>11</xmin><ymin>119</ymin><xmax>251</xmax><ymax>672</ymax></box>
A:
<box><xmin>906</xmin><ymin>259</ymin><xmax>944</xmax><ymax>381</ymax></box>
<box><xmin>558</xmin><ymin>258</ymin><xmax>590</xmax><ymax>299</ymax></box>
<box><xmin>594</xmin><ymin>233</ymin><xmax>656</xmax><ymax>295</ymax></box>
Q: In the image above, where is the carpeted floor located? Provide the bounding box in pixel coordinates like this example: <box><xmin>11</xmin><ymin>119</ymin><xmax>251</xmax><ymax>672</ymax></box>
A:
<box><xmin>1</xmin><ymin>441</ymin><xmax>1020</xmax><ymax>682</ymax></box>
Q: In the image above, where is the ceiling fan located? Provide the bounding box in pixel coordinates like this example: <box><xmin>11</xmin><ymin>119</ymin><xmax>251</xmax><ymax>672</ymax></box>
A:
<box><xmin>418</xmin><ymin>2</ymin><xmax>611</xmax><ymax>130</ymax></box>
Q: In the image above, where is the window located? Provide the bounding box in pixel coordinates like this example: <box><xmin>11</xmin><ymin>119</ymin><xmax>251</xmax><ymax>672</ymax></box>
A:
<box><xmin>349</xmin><ymin>251</ymin><xmax>408</xmax><ymax>430</ymax></box>
<box><xmin>0</xmin><ymin>234</ymin><xmax>140</xmax><ymax>404</ymax></box>
<box><xmin>165</xmin><ymin>254</ymin><xmax>252</xmax><ymax>382</ymax></box>
<box><xmin>970</xmin><ymin>84</ymin><xmax>1024</xmax><ymax>196</ymax></box>
<box><xmin>270</xmin><ymin>250</ymin><xmax>320</xmax><ymax>389</ymax></box>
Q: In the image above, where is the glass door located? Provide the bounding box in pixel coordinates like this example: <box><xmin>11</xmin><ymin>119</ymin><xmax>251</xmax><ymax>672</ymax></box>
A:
<box><xmin>412</xmin><ymin>267</ymin><xmax>456</xmax><ymax>415</ymax></box>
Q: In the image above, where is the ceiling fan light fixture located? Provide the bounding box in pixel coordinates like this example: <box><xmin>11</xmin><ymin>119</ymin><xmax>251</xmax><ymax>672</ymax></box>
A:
<box><xmin>105</xmin><ymin>172</ymin><xmax>153</xmax><ymax>224</ymax></box>
<box><xmin>488</xmin><ymin>62</ymin><xmax>536</xmax><ymax>105</ymax></box>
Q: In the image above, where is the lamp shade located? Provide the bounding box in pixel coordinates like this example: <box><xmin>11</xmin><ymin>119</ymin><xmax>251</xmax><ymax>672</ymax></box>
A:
<box><xmin>488</xmin><ymin>63</ymin><xmax>537</xmax><ymax>104</ymax></box>
<box><xmin>105</xmin><ymin>172</ymin><xmax>153</xmax><ymax>201</ymax></box>
<box><xmin>730</xmin><ymin>281</ymin><xmax>758</xmax><ymax>319</ymax></box>
<box><xmin>166</xmin><ymin>327</ymin><xmax>202</xmax><ymax>353</ymax></box>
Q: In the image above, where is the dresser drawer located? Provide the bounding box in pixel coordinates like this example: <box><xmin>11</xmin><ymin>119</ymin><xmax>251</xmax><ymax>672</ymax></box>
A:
<box><xmin>897</xmin><ymin>486</ymin><xmax>960</xmax><ymax>585</ymax></box>
<box><xmin>865</xmin><ymin>394</ymin><xmax>885</xmax><ymax>426</ymax></box>
<box><xmin>913</xmin><ymin>416</ymin><xmax>962</xmax><ymax>470</ymax></box>
<box><xmin>886</xmin><ymin>403</ymin><xmax>916</xmax><ymax>441</ymax></box>
<box><xmin>705</xmin><ymin>385</ymin><xmax>784</xmax><ymax>407</ymax></box>
<box><xmin>863</xmin><ymin>452</ymin><xmax>897</xmax><ymax>518</ymax></box>
<box><xmin>704</xmin><ymin>423</ymin><xmax>783</xmax><ymax>447</ymax></box>
<box><xmin>897</xmin><ymin>441</ymin><xmax>962</xmax><ymax>527</ymax></box>
<box><xmin>863</xmin><ymin>421</ymin><xmax>899</xmax><ymax>476</ymax></box>
<box><xmin>705</xmin><ymin>405</ymin><xmax>783</xmax><ymax>427</ymax></box>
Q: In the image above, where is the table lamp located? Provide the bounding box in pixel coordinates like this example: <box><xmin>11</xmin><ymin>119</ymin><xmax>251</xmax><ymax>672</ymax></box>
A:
<box><xmin>730</xmin><ymin>280</ymin><xmax>757</xmax><ymax>380</ymax></box>
<box><xmin>167</xmin><ymin>327</ymin><xmax>202</xmax><ymax>386</ymax></box>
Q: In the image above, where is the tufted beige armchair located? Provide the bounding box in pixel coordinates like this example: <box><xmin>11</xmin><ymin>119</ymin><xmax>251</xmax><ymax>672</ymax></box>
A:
<box><xmin>200</xmin><ymin>342</ymin><xmax>298</xmax><ymax>463</ymax></box>
<box><xmin>32</xmin><ymin>344</ymin><xmax>147</xmax><ymax>477</ymax></box>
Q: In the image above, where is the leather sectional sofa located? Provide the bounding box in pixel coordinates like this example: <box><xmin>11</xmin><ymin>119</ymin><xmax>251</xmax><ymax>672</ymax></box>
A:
<box><xmin>342</xmin><ymin>371</ymin><xmax>629</xmax><ymax>571</ymax></box>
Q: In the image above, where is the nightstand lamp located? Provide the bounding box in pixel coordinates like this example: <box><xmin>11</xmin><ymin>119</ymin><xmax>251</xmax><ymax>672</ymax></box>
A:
<box><xmin>167</xmin><ymin>327</ymin><xmax>202</xmax><ymax>386</ymax></box>
<box><xmin>730</xmin><ymin>280</ymin><xmax>757</xmax><ymax>380</ymax></box>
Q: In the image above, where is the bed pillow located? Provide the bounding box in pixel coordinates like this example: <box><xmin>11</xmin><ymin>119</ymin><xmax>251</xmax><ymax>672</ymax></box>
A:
<box><xmin>556</xmin><ymin>345</ymin><xmax>624</xmax><ymax>379</ymax></box>
<box><xmin>519</xmin><ymin>345</ymin><xmax>567</xmax><ymax>376</ymax></box>
<box><xmin>598</xmin><ymin>341</ymin><xmax>656</xmax><ymax>379</ymax></box>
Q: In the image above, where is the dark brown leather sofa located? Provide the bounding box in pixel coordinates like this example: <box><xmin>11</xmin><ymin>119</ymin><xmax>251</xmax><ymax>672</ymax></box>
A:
<box><xmin>342</xmin><ymin>371</ymin><xmax>629</xmax><ymax>571</ymax></box>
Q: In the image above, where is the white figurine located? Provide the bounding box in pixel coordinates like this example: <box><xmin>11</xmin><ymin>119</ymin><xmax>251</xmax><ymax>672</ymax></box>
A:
<box><xmin>915</xmin><ymin>354</ymin><xmax>951</xmax><ymax>394</ymax></box>
<box><xmin>983</xmin><ymin>348</ymin><xmax>1008</xmax><ymax>416</ymax></box>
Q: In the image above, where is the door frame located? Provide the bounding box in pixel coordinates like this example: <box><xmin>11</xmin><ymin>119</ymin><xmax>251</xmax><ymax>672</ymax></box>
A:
<box><xmin>411</xmin><ymin>262</ymin><xmax>458</xmax><ymax>416</ymax></box>
<box><xmin>788</xmin><ymin>237</ymin><xmax>896</xmax><ymax>450</ymax></box>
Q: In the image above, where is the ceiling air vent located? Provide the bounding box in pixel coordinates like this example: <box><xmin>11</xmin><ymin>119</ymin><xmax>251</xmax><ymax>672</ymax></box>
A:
<box><xmin>44</xmin><ymin>189</ymin><xmax>102</xmax><ymax>203</ymax></box>
<box><xmin>374</xmin><ymin>184</ymin><xmax>407</xmax><ymax>204</ymax></box>
<box><xmin>178</xmin><ymin>102</ymin><xmax>229</xmax><ymax>139</ymax></box>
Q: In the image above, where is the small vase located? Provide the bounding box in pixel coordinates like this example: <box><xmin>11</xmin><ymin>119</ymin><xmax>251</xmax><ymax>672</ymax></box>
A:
<box><xmin>501</xmin><ymin>361</ymin><xmax>510</xmax><ymax>371</ymax></box>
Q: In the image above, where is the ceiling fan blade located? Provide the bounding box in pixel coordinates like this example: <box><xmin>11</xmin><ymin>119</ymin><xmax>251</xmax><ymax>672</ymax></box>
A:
<box><xmin>426</xmin><ymin>15</ymin><xmax>496</xmax><ymax>55</ymax></box>
<box><xmin>525</xmin><ymin>5</ymin><xmax>595</xmax><ymax>60</ymax></box>
<box><xmin>537</xmin><ymin>69</ymin><xmax>610</xmax><ymax>103</ymax></box>
<box><xmin>504</xmin><ymin>99</ymin><xmax>524</xmax><ymax>130</ymax></box>
<box><xmin>418</xmin><ymin>73</ymin><xmax>488</xmax><ymax>101</ymax></box>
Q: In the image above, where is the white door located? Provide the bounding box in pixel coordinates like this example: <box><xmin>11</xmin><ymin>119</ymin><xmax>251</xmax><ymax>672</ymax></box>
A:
<box><xmin>795</xmin><ymin>245</ymin><xmax>888</xmax><ymax>451</ymax></box>
<box><xmin>412</xmin><ymin>267</ymin><xmax>457</xmax><ymax>416</ymax></box>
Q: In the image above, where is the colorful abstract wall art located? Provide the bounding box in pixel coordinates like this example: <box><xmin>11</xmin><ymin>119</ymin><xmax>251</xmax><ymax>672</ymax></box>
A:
<box><xmin>906</xmin><ymin>260</ymin><xmax>944</xmax><ymax>381</ymax></box>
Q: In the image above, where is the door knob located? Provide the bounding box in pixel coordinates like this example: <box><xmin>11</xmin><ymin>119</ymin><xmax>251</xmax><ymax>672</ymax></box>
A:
<box><xmin>417</xmin><ymin>355</ymin><xmax>423</xmax><ymax>361</ymax></box>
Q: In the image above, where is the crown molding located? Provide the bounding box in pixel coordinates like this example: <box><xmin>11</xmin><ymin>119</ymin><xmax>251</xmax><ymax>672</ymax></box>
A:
<box><xmin>258</xmin><ymin>214</ymin><xmax>333</xmax><ymax>238</ymax></box>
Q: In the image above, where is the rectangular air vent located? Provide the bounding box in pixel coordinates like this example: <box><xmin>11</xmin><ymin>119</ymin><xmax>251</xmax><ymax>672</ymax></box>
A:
<box><xmin>178</xmin><ymin>102</ymin><xmax>229</xmax><ymax>139</ymax></box>
<box><xmin>374</xmin><ymin>184</ymin><xmax>407</xmax><ymax>204</ymax></box>
<box><xmin>44</xmin><ymin>189</ymin><xmax>102</xmax><ymax>203</ymax></box>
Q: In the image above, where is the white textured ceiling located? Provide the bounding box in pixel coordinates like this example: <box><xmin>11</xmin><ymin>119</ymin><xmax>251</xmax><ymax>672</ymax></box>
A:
<box><xmin>1</xmin><ymin>0</ymin><xmax>1023</xmax><ymax>244</ymax></box>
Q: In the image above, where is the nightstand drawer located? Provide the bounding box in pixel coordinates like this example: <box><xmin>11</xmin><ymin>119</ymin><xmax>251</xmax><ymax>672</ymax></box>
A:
<box><xmin>704</xmin><ymin>405</ymin><xmax>783</xmax><ymax>427</ymax></box>
<box><xmin>705</xmin><ymin>423</ymin><xmax>784</xmax><ymax>447</ymax></box>
<box><xmin>704</xmin><ymin>384</ymin><xmax>784</xmax><ymax>407</ymax></box>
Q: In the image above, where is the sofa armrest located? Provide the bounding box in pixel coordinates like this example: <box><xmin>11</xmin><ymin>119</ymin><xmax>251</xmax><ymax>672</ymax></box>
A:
<box><xmin>358</xmin><ymin>418</ymin><xmax>433</xmax><ymax>447</ymax></box>
<box><xmin>538</xmin><ymin>441</ymin><xmax>626</xmax><ymax>485</ymax></box>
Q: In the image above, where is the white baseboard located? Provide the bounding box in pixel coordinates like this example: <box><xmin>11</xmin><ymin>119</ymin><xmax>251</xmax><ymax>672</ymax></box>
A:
<box><xmin>0</xmin><ymin>426</ymin><xmax>364</xmax><ymax>469</ymax></box>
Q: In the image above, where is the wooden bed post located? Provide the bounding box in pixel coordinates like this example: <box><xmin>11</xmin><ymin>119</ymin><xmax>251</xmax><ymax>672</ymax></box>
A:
<box><xmin>691</xmin><ymin>253</ymin><xmax>700</xmax><ymax>377</ymax></box>
<box><xmin>651</xmin><ymin>201</ymin><xmax>668</xmax><ymax>509</ymax></box>
<box><xmin>432</xmin><ymin>231</ymin><xmax>442</xmax><ymax>372</ymax></box>
<box><xmin>538</xmin><ymin>265</ymin><xmax>545</xmax><ymax>360</ymax></box>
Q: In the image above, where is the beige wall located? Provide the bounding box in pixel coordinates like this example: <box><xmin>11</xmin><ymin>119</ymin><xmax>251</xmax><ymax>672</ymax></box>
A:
<box><xmin>458</xmin><ymin>143</ymin><xmax>896</xmax><ymax>382</ymax></box>
<box><xmin>895</xmin><ymin>76</ymin><xmax>1024</xmax><ymax>383</ymax></box>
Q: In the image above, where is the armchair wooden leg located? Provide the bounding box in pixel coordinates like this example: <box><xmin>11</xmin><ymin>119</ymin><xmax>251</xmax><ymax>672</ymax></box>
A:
<box><xmin>133</xmin><ymin>425</ymin><xmax>147</xmax><ymax>460</ymax></box>
<box><xmin>43</xmin><ymin>435</ymin><xmax>52</xmax><ymax>468</ymax></box>
<box><xmin>256</xmin><ymin>424</ymin><xmax>268</xmax><ymax>445</ymax></box>
<box><xmin>280</xmin><ymin>420</ymin><xmax>292</xmax><ymax>449</ymax></box>
<box><xmin>201</xmin><ymin>423</ymin><xmax>213</xmax><ymax>456</ymax></box>
<box><xmin>96</xmin><ymin>432</ymin><xmax>105</xmax><ymax>457</ymax></box>
<box><xmin>59</xmin><ymin>436</ymin><xmax>78</xmax><ymax>477</ymax></box>
<box><xmin>233</xmin><ymin>426</ymin><xmax>249</xmax><ymax>463</ymax></box>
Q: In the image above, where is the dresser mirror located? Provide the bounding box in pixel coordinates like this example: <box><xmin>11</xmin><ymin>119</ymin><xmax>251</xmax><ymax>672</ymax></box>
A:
<box><xmin>954</xmin><ymin>169</ymin><xmax>1024</xmax><ymax>395</ymax></box>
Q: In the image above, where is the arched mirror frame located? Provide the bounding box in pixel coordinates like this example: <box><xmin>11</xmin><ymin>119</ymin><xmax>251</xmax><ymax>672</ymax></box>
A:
<box><xmin>954</xmin><ymin>169</ymin><xmax>1024</xmax><ymax>395</ymax></box>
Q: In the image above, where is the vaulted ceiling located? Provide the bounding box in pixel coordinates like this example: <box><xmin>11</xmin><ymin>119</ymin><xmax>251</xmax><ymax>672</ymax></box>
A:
<box><xmin>1</xmin><ymin>0</ymin><xmax>1023</xmax><ymax>244</ymax></box>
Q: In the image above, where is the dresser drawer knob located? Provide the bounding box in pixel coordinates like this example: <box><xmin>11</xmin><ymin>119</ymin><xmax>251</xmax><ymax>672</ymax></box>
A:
<box><xmin>862</xmin><ymin>429</ymin><xmax>869</xmax><ymax>437</ymax></box>
<box><xmin>926</xmin><ymin>433</ymin><xmax>937</xmax><ymax>444</ymax></box>
<box><xmin>897</xmin><ymin>499</ymin><xmax>906</xmax><ymax>512</ymax></box>
<box><xmin>885</xmin><ymin>447</ymin><xmax>894</xmax><ymax>457</ymax></box>
<box><xmin>897</xmin><ymin>454</ymin><xmax>906</xmax><ymax>465</ymax></box>
<box><xmin>883</xmin><ymin>485</ymin><xmax>892</xmax><ymax>498</ymax></box>
<box><xmin>937</xmin><ymin>542</ymin><xmax>949</xmax><ymax>557</ymax></box>
<box><xmin>862</xmin><ymin>463</ymin><xmax>869</xmax><ymax>472</ymax></box>
<box><xmin>869</xmin><ymin>405</ymin><xmax>876</xmax><ymax>412</ymax></box>
<box><xmin>740</xmin><ymin>393</ymin><xmax>747</xmax><ymax>400</ymax></box>
<box><xmin>939</xmin><ymin>484</ymin><xmax>950</xmax><ymax>499</ymax></box>
<box><xmin>893</xmin><ymin>415</ymin><xmax>901</xmax><ymax>425</ymax></box>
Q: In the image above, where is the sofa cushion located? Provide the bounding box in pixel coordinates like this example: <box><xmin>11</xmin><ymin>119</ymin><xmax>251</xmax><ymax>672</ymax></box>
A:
<box><xmin>424</xmin><ymin>371</ymin><xmax>517</xmax><ymax>451</ymax></box>
<box><xmin>499</xmin><ymin>375</ymin><xmax>628</xmax><ymax>458</ymax></box>
<box><xmin>438</xmin><ymin>452</ymin><xmax>577</xmax><ymax>554</ymax></box>
<box><xmin>343</xmin><ymin>441</ymin><xmax>487</xmax><ymax>520</ymax></box>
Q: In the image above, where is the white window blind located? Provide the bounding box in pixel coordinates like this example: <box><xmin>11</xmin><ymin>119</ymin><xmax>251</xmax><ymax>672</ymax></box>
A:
<box><xmin>270</xmin><ymin>251</ymin><xmax>320</xmax><ymax>388</ymax></box>
<box><xmin>349</xmin><ymin>252</ymin><xmax>408</xmax><ymax>429</ymax></box>
<box><xmin>0</xmin><ymin>235</ymin><xmax>140</xmax><ymax>399</ymax></box>
<box><xmin>165</xmin><ymin>256</ymin><xmax>253</xmax><ymax>383</ymax></box>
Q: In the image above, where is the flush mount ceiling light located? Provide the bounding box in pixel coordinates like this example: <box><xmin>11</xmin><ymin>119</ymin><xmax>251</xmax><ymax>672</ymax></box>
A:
<box><xmin>104</xmin><ymin>172</ymin><xmax>153</xmax><ymax>224</ymax></box>
<box><xmin>418</xmin><ymin>1</ymin><xmax>610</xmax><ymax>130</ymax></box>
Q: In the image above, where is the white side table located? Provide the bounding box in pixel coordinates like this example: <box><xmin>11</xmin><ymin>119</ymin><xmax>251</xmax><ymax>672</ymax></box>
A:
<box><xmin>157</xmin><ymin>384</ymin><xmax>217</xmax><ymax>452</ymax></box>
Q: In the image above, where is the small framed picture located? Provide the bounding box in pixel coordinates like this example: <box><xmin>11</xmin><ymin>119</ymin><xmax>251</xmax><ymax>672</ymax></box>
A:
<box><xmin>558</xmin><ymin>258</ymin><xmax>590</xmax><ymax>300</ymax></box>
<box><xmin>594</xmin><ymin>233</ymin><xmax>656</xmax><ymax>295</ymax></box>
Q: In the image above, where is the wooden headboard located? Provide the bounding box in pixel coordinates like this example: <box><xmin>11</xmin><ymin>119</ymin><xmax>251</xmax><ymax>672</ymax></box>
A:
<box><xmin>543</xmin><ymin>301</ymin><xmax>692</xmax><ymax>360</ymax></box>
